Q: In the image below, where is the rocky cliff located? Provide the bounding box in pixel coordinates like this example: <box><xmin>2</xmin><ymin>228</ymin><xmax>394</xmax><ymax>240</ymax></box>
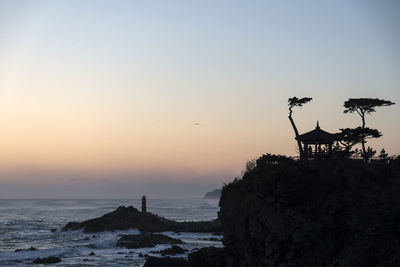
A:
<box><xmin>204</xmin><ymin>189</ymin><xmax>222</xmax><ymax>199</ymax></box>
<box><xmin>218</xmin><ymin>155</ymin><xmax>400</xmax><ymax>267</ymax></box>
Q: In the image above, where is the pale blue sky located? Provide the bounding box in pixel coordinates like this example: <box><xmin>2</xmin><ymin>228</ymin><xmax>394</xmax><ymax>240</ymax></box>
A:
<box><xmin>0</xmin><ymin>1</ymin><xmax>399</xmax><ymax>198</ymax></box>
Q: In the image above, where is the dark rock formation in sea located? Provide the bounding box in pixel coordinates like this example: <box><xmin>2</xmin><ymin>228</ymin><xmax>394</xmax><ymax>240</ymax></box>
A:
<box><xmin>15</xmin><ymin>246</ymin><xmax>37</xmax><ymax>252</ymax></box>
<box><xmin>188</xmin><ymin>246</ymin><xmax>225</xmax><ymax>267</ymax></box>
<box><xmin>219</xmin><ymin>155</ymin><xmax>400</xmax><ymax>267</ymax></box>
<box><xmin>33</xmin><ymin>257</ymin><xmax>61</xmax><ymax>264</ymax></box>
<box><xmin>204</xmin><ymin>189</ymin><xmax>222</xmax><ymax>199</ymax></box>
<box><xmin>62</xmin><ymin>205</ymin><xmax>220</xmax><ymax>233</ymax></box>
<box><xmin>117</xmin><ymin>233</ymin><xmax>183</xmax><ymax>249</ymax></box>
<box><xmin>150</xmin><ymin>245</ymin><xmax>188</xmax><ymax>256</ymax></box>
<box><xmin>143</xmin><ymin>247</ymin><xmax>225</xmax><ymax>267</ymax></box>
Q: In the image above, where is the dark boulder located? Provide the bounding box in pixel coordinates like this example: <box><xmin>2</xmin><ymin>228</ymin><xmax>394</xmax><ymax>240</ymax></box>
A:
<box><xmin>143</xmin><ymin>247</ymin><xmax>225</xmax><ymax>267</ymax></box>
<box><xmin>33</xmin><ymin>257</ymin><xmax>61</xmax><ymax>264</ymax></box>
<box><xmin>188</xmin><ymin>246</ymin><xmax>225</xmax><ymax>267</ymax></box>
<box><xmin>62</xmin><ymin>206</ymin><xmax>220</xmax><ymax>233</ymax></box>
<box><xmin>15</xmin><ymin>246</ymin><xmax>37</xmax><ymax>252</ymax></box>
<box><xmin>143</xmin><ymin>256</ymin><xmax>189</xmax><ymax>267</ymax></box>
<box><xmin>117</xmin><ymin>233</ymin><xmax>183</xmax><ymax>249</ymax></box>
<box><xmin>151</xmin><ymin>245</ymin><xmax>188</xmax><ymax>256</ymax></box>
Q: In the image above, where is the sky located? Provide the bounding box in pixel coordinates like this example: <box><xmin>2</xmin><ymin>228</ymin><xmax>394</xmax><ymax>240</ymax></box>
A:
<box><xmin>0</xmin><ymin>0</ymin><xmax>399</xmax><ymax>198</ymax></box>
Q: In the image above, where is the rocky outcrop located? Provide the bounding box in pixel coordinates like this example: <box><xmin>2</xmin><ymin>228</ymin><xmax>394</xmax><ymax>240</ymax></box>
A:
<box><xmin>204</xmin><ymin>189</ymin><xmax>222</xmax><ymax>199</ymax></box>
<box><xmin>188</xmin><ymin>246</ymin><xmax>225</xmax><ymax>267</ymax></box>
<box><xmin>143</xmin><ymin>247</ymin><xmax>225</xmax><ymax>267</ymax></box>
<box><xmin>150</xmin><ymin>245</ymin><xmax>188</xmax><ymax>255</ymax></box>
<box><xmin>63</xmin><ymin>206</ymin><xmax>220</xmax><ymax>233</ymax></box>
<box><xmin>15</xmin><ymin>246</ymin><xmax>37</xmax><ymax>252</ymax></box>
<box><xmin>33</xmin><ymin>257</ymin><xmax>61</xmax><ymax>264</ymax></box>
<box><xmin>219</xmin><ymin>155</ymin><xmax>400</xmax><ymax>267</ymax></box>
<box><xmin>116</xmin><ymin>233</ymin><xmax>183</xmax><ymax>249</ymax></box>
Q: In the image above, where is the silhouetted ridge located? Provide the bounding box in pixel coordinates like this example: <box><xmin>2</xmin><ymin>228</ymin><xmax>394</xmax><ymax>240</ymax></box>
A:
<box><xmin>218</xmin><ymin>154</ymin><xmax>400</xmax><ymax>267</ymax></box>
<box><xmin>204</xmin><ymin>189</ymin><xmax>222</xmax><ymax>199</ymax></box>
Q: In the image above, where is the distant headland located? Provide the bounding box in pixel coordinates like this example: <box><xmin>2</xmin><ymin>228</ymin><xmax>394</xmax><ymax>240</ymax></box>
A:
<box><xmin>204</xmin><ymin>189</ymin><xmax>222</xmax><ymax>199</ymax></box>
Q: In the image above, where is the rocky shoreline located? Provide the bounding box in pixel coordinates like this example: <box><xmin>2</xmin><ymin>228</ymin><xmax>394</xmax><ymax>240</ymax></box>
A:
<box><xmin>59</xmin><ymin>155</ymin><xmax>400</xmax><ymax>267</ymax></box>
<box><xmin>62</xmin><ymin>205</ymin><xmax>224</xmax><ymax>266</ymax></box>
<box><xmin>143</xmin><ymin>246</ymin><xmax>225</xmax><ymax>267</ymax></box>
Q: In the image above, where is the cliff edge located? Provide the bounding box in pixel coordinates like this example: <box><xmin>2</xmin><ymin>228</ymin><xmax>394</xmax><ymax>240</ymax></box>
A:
<box><xmin>219</xmin><ymin>155</ymin><xmax>400</xmax><ymax>267</ymax></box>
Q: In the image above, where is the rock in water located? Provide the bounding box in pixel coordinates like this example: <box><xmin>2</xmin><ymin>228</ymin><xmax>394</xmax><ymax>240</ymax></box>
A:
<box><xmin>33</xmin><ymin>257</ymin><xmax>61</xmax><ymax>264</ymax></box>
<box><xmin>143</xmin><ymin>247</ymin><xmax>225</xmax><ymax>267</ymax></box>
<box><xmin>151</xmin><ymin>245</ymin><xmax>188</xmax><ymax>256</ymax></box>
<box><xmin>116</xmin><ymin>233</ymin><xmax>183</xmax><ymax>249</ymax></box>
<box><xmin>15</xmin><ymin>247</ymin><xmax>37</xmax><ymax>252</ymax></box>
<box><xmin>62</xmin><ymin>205</ymin><xmax>220</xmax><ymax>233</ymax></box>
<box><xmin>188</xmin><ymin>246</ymin><xmax>225</xmax><ymax>267</ymax></box>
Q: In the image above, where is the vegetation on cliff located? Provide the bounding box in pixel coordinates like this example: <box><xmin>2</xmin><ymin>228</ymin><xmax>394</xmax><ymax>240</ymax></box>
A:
<box><xmin>288</xmin><ymin>96</ymin><xmax>395</xmax><ymax>163</ymax></box>
<box><xmin>343</xmin><ymin>98</ymin><xmax>395</xmax><ymax>162</ymax></box>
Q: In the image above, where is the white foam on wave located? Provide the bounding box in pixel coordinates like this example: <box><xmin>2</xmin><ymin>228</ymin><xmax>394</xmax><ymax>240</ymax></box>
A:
<box><xmin>163</xmin><ymin>231</ymin><xmax>223</xmax><ymax>243</ymax></box>
<box><xmin>58</xmin><ymin>228</ymin><xmax>85</xmax><ymax>234</ymax></box>
<box><xmin>0</xmin><ymin>231</ymin><xmax>222</xmax><ymax>267</ymax></box>
<box><xmin>0</xmin><ymin>228</ymin><xmax>142</xmax><ymax>263</ymax></box>
<box><xmin>91</xmin><ymin>228</ymin><xmax>141</xmax><ymax>247</ymax></box>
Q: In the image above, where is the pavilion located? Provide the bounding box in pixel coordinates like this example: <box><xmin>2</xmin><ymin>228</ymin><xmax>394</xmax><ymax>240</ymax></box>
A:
<box><xmin>296</xmin><ymin>121</ymin><xmax>336</xmax><ymax>160</ymax></box>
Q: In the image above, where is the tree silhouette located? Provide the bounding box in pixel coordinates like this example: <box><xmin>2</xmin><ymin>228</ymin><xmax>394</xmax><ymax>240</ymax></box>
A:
<box><xmin>379</xmin><ymin>148</ymin><xmax>388</xmax><ymax>162</ymax></box>
<box><xmin>364</xmin><ymin>147</ymin><xmax>376</xmax><ymax>161</ymax></box>
<box><xmin>343</xmin><ymin>98</ymin><xmax>394</xmax><ymax>162</ymax></box>
<box><xmin>336</xmin><ymin>127</ymin><xmax>382</xmax><ymax>159</ymax></box>
<box><xmin>288</xmin><ymin>97</ymin><xmax>312</xmax><ymax>160</ymax></box>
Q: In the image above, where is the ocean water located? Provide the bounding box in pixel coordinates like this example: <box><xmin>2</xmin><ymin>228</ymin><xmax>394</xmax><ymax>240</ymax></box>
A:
<box><xmin>0</xmin><ymin>199</ymin><xmax>221</xmax><ymax>266</ymax></box>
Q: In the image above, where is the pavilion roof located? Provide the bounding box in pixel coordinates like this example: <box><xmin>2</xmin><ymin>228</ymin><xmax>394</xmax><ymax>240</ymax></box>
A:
<box><xmin>296</xmin><ymin>121</ymin><xmax>336</xmax><ymax>144</ymax></box>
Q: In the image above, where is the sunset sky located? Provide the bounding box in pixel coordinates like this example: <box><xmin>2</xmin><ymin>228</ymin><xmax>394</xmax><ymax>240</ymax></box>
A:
<box><xmin>0</xmin><ymin>1</ymin><xmax>399</xmax><ymax>198</ymax></box>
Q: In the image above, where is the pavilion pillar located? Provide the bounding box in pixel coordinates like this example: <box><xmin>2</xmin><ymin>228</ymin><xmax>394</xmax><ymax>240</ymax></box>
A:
<box><xmin>303</xmin><ymin>143</ymin><xmax>308</xmax><ymax>159</ymax></box>
<box><xmin>315</xmin><ymin>144</ymin><xmax>317</xmax><ymax>158</ymax></box>
<box><xmin>318</xmin><ymin>144</ymin><xmax>322</xmax><ymax>159</ymax></box>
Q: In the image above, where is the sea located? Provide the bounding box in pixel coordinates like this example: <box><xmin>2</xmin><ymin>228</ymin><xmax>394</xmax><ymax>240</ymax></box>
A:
<box><xmin>0</xmin><ymin>199</ymin><xmax>222</xmax><ymax>266</ymax></box>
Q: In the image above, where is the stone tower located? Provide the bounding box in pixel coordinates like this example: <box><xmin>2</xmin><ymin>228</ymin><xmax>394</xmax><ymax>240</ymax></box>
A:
<box><xmin>141</xmin><ymin>195</ymin><xmax>146</xmax><ymax>214</ymax></box>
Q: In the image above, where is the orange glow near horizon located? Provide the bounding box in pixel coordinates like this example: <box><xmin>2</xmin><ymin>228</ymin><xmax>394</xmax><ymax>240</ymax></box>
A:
<box><xmin>0</xmin><ymin>1</ymin><xmax>399</xmax><ymax>194</ymax></box>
